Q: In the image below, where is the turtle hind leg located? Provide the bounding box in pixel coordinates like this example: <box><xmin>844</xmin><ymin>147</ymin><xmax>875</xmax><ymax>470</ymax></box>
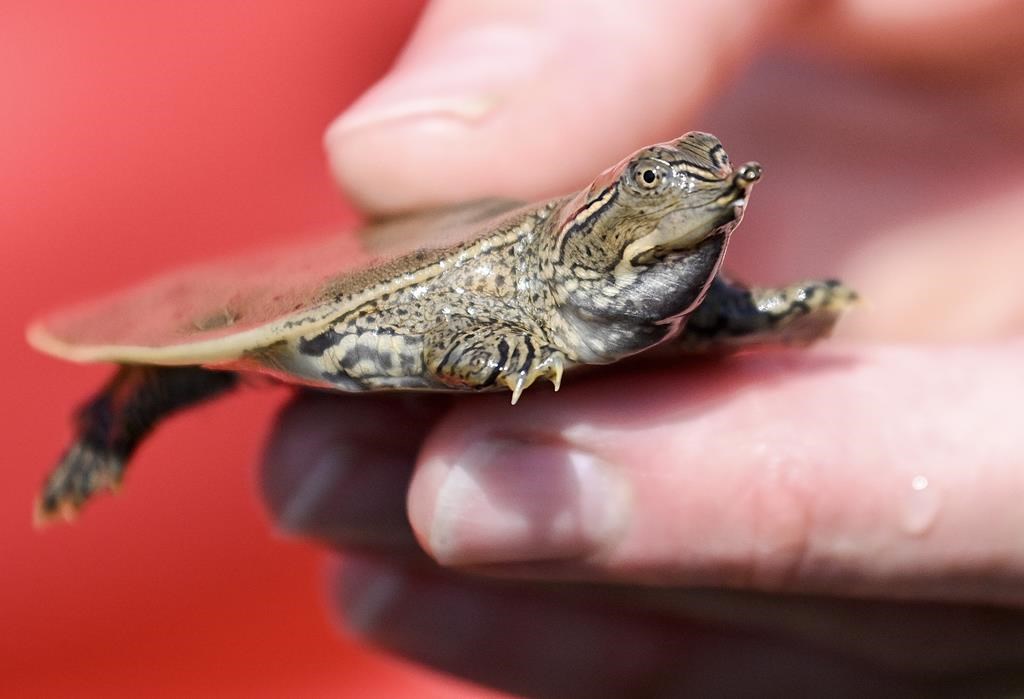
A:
<box><xmin>676</xmin><ymin>276</ymin><xmax>859</xmax><ymax>354</ymax></box>
<box><xmin>36</xmin><ymin>365</ymin><xmax>237</xmax><ymax>525</ymax></box>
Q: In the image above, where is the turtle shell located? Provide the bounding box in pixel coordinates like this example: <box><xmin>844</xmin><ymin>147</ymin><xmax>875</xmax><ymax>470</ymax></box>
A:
<box><xmin>27</xmin><ymin>200</ymin><xmax>521</xmax><ymax>368</ymax></box>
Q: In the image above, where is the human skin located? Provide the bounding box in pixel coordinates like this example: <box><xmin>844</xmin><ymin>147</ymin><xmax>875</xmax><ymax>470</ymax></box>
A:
<box><xmin>261</xmin><ymin>1</ymin><xmax>1024</xmax><ymax>696</ymax></box>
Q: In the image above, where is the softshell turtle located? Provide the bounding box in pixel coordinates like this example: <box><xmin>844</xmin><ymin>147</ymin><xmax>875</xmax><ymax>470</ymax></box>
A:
<box><xmin>29</xmin><ymin>132</ymin><xmax>856</xmax><ymax>523</ymax></box>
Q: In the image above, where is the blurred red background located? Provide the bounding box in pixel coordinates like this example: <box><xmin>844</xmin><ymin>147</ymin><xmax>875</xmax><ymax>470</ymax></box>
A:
<box><xmin>1</xmin><ymin>3</ymin><xmax>500</xmax><ymax>697</ymax></box>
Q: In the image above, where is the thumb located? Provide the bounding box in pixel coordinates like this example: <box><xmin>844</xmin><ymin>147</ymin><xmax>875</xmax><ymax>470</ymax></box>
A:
<box><xmin>325</xmin><ymin>0</ymin><xmax>796</xmax><ymax>214</ymax></box>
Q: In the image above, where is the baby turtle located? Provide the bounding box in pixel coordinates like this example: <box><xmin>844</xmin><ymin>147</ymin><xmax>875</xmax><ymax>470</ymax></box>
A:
<box><xmin>29</xmin><ymin>132</ymin><xmax>856</xmax><ymax>523</ymax></box>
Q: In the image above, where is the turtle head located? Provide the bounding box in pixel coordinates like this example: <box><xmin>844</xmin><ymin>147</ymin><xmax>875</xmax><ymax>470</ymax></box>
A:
<box><xmin>547</xmin><ymin>132</ymin><xmax>760</xmax><ymax>361</ymax></box>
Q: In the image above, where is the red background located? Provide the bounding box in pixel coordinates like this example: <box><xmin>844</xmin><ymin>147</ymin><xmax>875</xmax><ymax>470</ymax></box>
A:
<box><xmin>1</xmin><ymin>3</ymin><xmax>498</xmax><ymax>697</ymax></box>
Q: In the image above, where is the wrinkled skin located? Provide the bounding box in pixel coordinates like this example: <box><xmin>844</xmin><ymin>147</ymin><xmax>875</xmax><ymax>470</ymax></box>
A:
<box><xmin>261</xmin><ymin>1</ymin><xmax>1024</xmax><ymax>697</ymax></box>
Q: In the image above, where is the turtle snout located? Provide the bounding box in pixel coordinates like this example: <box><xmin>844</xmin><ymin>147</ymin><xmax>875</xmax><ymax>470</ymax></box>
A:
<box><xmin>735</xmin><ymin>162</ymin><xmax>762</xmax><ymax>188</ymax></box>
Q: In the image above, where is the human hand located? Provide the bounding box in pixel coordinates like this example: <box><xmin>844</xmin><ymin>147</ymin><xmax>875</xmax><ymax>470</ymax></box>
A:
<box><xmin>262</xmin><ymin>1</ymin><xmax>1024</xmax><ymax>696</ymax></box>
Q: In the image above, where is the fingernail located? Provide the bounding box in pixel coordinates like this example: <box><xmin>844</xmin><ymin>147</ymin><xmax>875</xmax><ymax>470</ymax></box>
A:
<box><xmin>326</xmin><ymin>25</ymin><xmax>548</xmax><ymax>137</ymax></box>
<box><xmin>427</xmin><ymin>439</ymin><xmax>631</xmax><ymax>565</ymax></box>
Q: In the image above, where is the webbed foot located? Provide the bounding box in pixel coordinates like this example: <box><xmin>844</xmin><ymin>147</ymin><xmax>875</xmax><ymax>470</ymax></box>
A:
<box><xmin>424</xmin><ymin>317</ymin><xmax>568</xmax><ymax>403</ymax></box>
<box><xmin>35</xmin><ymin>442</ymin><xmax>125</xmax><ymax>525</ymax></box>
<box><xmin>35</xmin><ymin>365</ymin><xmax>237</xmax><ymax>525</ymax></box>
<box><xmin>750</xmin><ymin>279</ymin><xmax>859</xmax><ymax>346</ymax></box>
<box><xmin>678</xmin><ymin>277</ymin><xmax>858</xmax><ymax>353</ymax></box>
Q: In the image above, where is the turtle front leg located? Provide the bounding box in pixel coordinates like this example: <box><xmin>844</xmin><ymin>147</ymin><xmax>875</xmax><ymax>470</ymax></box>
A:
<box><xmin>675</xmin><ymin>276</ymin><xmax>859</xmax><ymax>353</ymax></box>
<box><xmin>424</xmin><ymin>315</ymin><xmax>567</xmax><ymax>404</ymax></box>
<box><xmin>37</xmin><ymin>365</ymin><xmax>237</xmax><ymax>524</ymax></box>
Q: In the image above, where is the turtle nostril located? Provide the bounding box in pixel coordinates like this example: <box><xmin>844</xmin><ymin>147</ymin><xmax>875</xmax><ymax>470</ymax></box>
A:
<box><xmin>738</xmin><ymin>162</ymin><xmax>762</xmax><ymax>184</ymax></box>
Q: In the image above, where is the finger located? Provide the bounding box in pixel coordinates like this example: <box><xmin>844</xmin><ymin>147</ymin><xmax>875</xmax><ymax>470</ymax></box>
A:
<box><xmin>327</xmin><ymin>0</ymin><xmax>1024</xmax><ymax>216</ymax></box>
<box><xmin>798</xmin><ymin>0</ymin><xmax>1024</xmax><ymax>70</ymax></box>
<box><xmin>613</xmin><ymin>587</ymin><xmax>1024</xmax><ymax>675</ymax></box>
<box><xmin>331</xmin><ymin>554</ymin><xmax>917</xmax><ymax>698</ymax></box>
<box><xmin>406</xmin><ymin>341</ymin><xmax>1024</xmax><ymax>606</ymax></box>
<box><xmin>684</xmin><ymin>56</ymin><xmax>1024</xmax><ymax>342</ymax></box>
<box><xmin>325</xmin><ymin>0</ymin><xmax>795</xmax><ymax>213</ymax></box>
<box><xmin>260</xmin><ymin>392</ymin><xmax>449</xmax><ymax>552</ymax></box>
<box><xmin>838</xmin><ymin>189</ymin><xmax>1024</xmax><ymax>341</ymax></box>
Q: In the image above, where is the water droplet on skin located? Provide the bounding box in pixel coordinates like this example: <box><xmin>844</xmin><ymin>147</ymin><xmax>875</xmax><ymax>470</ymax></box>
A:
<box><xmin>901</xmin><ymin>474</ymin><xmax>941</xmax><ymax>536</ymax></box>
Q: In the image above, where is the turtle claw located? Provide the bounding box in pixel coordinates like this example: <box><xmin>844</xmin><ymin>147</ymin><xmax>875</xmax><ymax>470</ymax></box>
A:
<box><xmin>506</xmin><ymin>351</ymin><xmax>567</xmax><ymax>405</ymax></box>
<box><xmin>509</xmin><ymin>374</ymin><xmax>527</xmax><ymax>405</ymax></box>
<box><xmin>548</xmin><ymin>352</ymin><xmax>565</xmax><ymax>392</ymax></box>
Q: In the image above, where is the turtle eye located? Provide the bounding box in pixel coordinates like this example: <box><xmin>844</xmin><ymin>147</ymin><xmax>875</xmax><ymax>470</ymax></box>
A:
<box><xmin>627</xmin><ymin>158</ymin><xmax>672</xmax><ymax>195</ymax></box>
